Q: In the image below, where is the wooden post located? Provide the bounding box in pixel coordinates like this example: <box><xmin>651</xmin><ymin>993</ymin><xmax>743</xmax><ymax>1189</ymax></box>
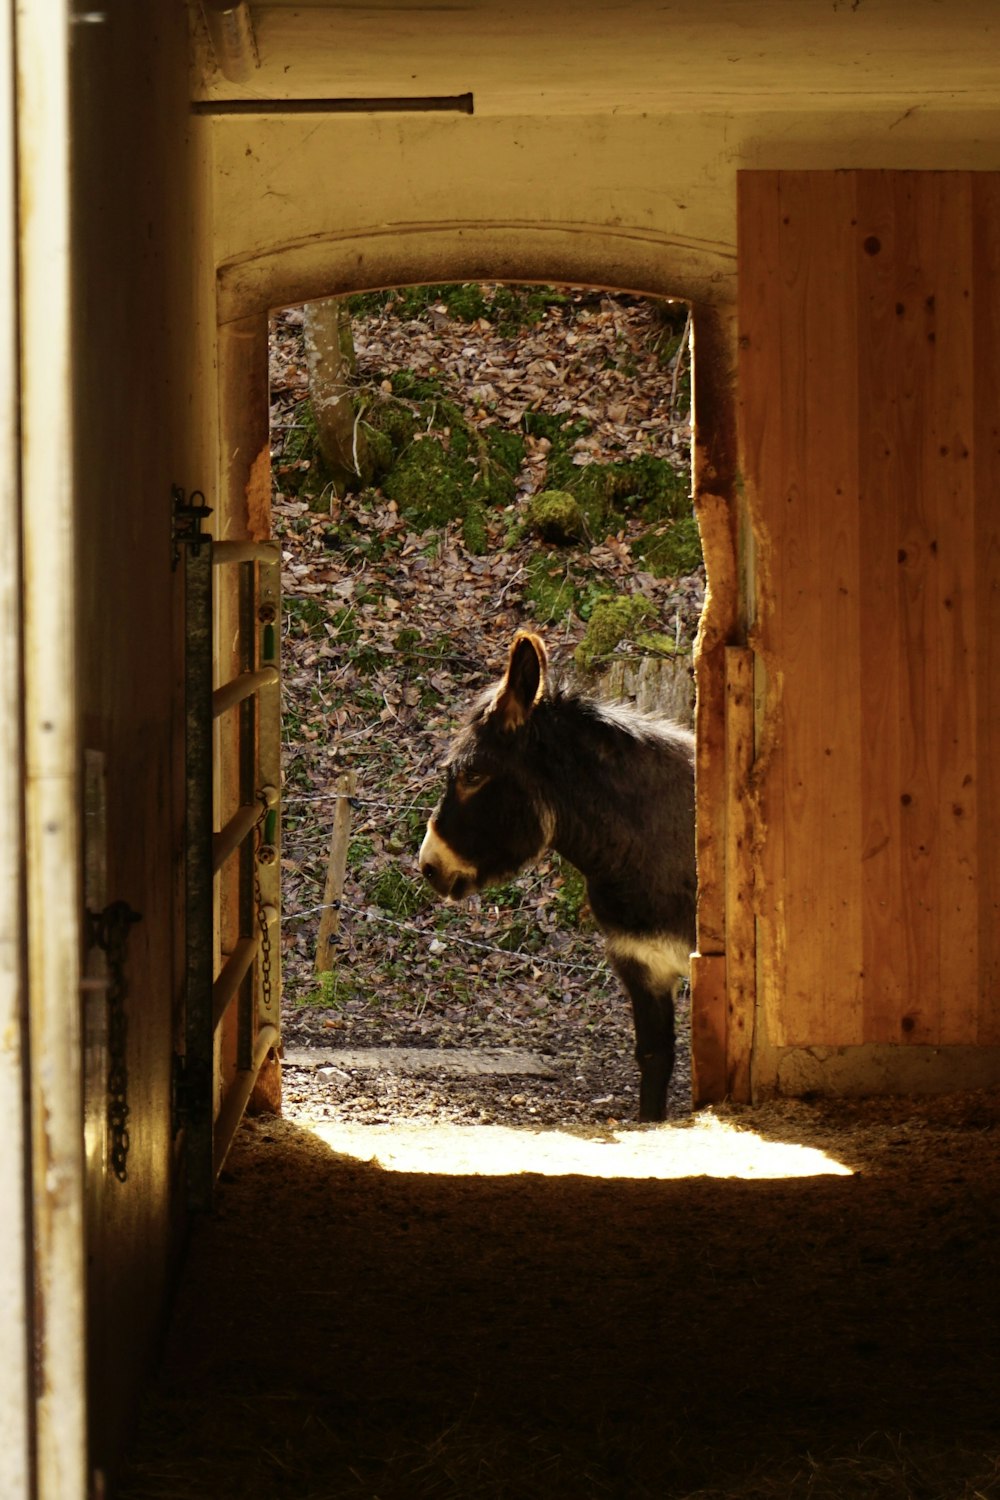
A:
<box><xmin>315</xmin><ymin>771</ymin><xmax>357</xmax><ymax>974</ymax></box>
<box><xmin>724</xmin><ymin>646</ymin><xmax>756</xmax><ymax>1101</ymax></box>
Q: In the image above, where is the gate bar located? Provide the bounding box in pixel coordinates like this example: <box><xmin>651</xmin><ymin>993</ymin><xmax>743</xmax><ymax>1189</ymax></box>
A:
<box><xmin>212</xmin><ymin>540</ymin><xmax>280</xmax><ymax>565</ymax></box>
<box><xmin>211</xmin><ymin>1023</ymin><xmax>280</xmax><ymax>1179</ymax></box>
<box><xmin>212</xmin><ymin>802</ymin><xmax>260</xmax><ymax>874</ymax></box>
<box><xmin>212</xmin><ymin>665</ymin><xmax>278</xmax><ymax>719</ymax></box>
<box><xmin>212</xmin><ymin>936</ymin><xmax>257</xmax><ymax>1032</ymax></box>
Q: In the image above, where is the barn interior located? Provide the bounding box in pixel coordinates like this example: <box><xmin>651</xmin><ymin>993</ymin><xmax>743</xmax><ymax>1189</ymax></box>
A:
<box><xmin>3</xmin><ymin>3</ymin><xmax>1000</xmax><ymax>1498</ymax></box>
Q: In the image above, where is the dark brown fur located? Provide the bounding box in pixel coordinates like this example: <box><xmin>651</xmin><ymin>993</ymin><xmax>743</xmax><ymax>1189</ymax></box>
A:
<box><xmin>419</xmin><ymin>632</ymin><xmax>696</xmax><ymax>1120</ymax></box>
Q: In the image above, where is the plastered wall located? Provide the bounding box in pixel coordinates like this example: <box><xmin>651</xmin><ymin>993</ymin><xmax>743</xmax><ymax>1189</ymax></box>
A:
<box><xmin>204</xmin><ymin>77</ymin><xmax>1000</xmax><ymax>1105</ymax></box>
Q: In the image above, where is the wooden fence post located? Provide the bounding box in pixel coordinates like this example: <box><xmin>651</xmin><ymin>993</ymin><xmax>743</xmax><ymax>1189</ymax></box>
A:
<box><xmin>315</xmin><ymin>770</ymin><xmax>357</xmax><ymax>974</ymax></box>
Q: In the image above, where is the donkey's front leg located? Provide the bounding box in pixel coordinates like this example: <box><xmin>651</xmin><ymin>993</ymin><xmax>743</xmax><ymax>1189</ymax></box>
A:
<box><xmin>610</xmin><ymin>953</ymin><xmax>676</xmax><ymax>1122</ymax></box>
<box><xmin>633</xmin><ymin>996</ymin><xmax>675</xmax><ymax>1122</ymax></box>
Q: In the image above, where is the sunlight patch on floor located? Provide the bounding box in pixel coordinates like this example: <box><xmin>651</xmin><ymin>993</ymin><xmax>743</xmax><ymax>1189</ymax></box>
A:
<box><xmin>298</xmin><ymin>1112</ymin><xmax>854</xmax><ymax>1179</ymax></box>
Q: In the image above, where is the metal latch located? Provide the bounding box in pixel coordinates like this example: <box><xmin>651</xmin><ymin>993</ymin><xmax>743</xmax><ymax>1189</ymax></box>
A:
<box><xmin>171</xmin><ymin>484</ymin><xmax>213</xmax><ymax>569</ymax></box>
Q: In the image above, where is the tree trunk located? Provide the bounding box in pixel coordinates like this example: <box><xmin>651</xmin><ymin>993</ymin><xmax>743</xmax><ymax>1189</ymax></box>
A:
<box><xmin>302</xmin><ymin>297</ymin><xmax>368</xmax><ymax>494</ymax></box>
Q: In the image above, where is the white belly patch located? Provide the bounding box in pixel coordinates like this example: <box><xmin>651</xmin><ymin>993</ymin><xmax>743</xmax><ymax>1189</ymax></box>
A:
<box><xmin>604</xmin><ymin>931</ymin><xmax>692</xmax><ymax>993</ymax></box>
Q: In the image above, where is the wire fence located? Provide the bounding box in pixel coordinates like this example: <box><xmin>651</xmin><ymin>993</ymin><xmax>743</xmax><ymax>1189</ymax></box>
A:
<box><xmin>285</xmin><ymin>896</ymin><xmax>615</xmax><ymax>981</ymax></box>
<box><xmin>279</xmin><ymin>784</ymin><xmax>620</xmax><ymax>986</ymax></box>
<box><xmin>282</xmin><ymin>790</ymin><xmax>436</xmax><ymax>817</ymax></box>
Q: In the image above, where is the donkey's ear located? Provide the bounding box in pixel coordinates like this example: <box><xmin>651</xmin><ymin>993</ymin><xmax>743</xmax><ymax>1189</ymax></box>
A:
<box><xmin>490</xmin><ymin>631</ymin><xmax>548</xmax><ymax>733</ymax></box>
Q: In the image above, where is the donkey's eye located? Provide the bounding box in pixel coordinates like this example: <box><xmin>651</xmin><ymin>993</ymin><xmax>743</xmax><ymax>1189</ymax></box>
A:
<box><xmin>456</xmin><ymin>769</ymin><xmax>491</xmax><ymax>799</ymax></box>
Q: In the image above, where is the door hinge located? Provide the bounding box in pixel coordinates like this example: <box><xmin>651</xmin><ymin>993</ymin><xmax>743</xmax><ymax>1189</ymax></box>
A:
<box><xmin>171</xmin><ymin>484</ymin><xmax>213</xmax><ymax>569</ymax></box>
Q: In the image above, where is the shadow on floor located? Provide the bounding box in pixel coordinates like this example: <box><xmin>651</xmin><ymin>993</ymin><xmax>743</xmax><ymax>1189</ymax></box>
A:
<box><xmin>119</xmin><ymin>1106</ymin><xmax>1000</xmax><ymax>1499</ymax></box>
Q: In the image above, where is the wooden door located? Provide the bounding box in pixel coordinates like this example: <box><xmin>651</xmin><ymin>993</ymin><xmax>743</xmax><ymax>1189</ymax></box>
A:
<box><xmin>739</xmin><ymin>171</ymin><xmax>1000</xmax><ymax>1093</ymax></box>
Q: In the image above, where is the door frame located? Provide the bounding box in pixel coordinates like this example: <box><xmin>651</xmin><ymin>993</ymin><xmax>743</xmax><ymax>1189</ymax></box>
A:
<box><xmin>213</xmin><ymin>222</ymin><xmax>747</xmax><ymax>1106</ymax></box>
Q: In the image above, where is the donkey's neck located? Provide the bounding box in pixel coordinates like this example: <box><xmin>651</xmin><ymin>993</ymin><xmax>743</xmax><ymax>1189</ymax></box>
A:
<box><xmin>525</xmin><ymin>693</ymin><xmax>694</xmax><ymax>935</ymax></box>
<box><xmin>532</xmin><ymin>701</ymin><xmax>654</xmax><ymax>878</ymax></box>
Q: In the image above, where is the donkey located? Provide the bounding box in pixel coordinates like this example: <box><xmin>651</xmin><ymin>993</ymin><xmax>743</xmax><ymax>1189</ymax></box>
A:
<box><xmin>419</xmin><ymin>630</ymin><xmax>696</xmax><ymax>1121</ymax></box>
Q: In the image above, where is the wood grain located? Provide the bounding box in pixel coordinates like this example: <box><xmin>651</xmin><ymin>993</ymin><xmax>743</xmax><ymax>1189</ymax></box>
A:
<box><xmin>724</xmin><ymin>647</ymin><xmax>755</xmax><ymax>1099</ymax></box>
<box><xmin>736</xmin><ymin>169</ymin><xmax>785</xmax><ymax>1046</ymax></box>
<box><xmin>972</xmin><ymin>175</ymin><xmax>1000</xmax><ymax>1044</ymax></box>
<box><xmin>740</xmin><ymin>169</ymin><xmax>1000</xmax><ymax>1061</ymax></box>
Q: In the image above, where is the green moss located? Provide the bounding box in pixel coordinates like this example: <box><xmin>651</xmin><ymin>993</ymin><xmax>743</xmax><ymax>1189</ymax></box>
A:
<box><xmin>574</xmin><ymin>595</ymin><xmax>657</xmax><ymax>671</ymax></box>
<box><xmin>523</xmin><ymin>559</ymin><xmax>618</xmax><ymax>629</ymax></box>
<box><xmin>296</xmin><ymin>968</ymin><xmax>365</xmax><ymax>1011</ymax></box>
<box><xmin>632</xmin><ymin>514</ymin><xmax>703</xmax><ymax>577</ymax></box>
<box><xmin>525</xmin><ymin>555</ymin><xmax>580</xmax><ymax>624</ymax></box>
<box><xmin>524</xmin><ymin>490</ymin><xmax>584</xmax><ymax>544</ymax></box>
<box><xmin>522</xmin><ymin>411</ymin><xmax>593</xmax><ymax>492</ymax></box>
<box><xmin>369</xmin><ymin>400</ymin><xmax>417</xmax><ymax>454</ymax></box>
<box><xmin>356</xmin><ymin>284</ymin><xmax>436</xmax><ymax>323</ymax></box>
<box><xmin>485</xmin><ymin>426</ymin><xmax>526</xmax><ymax>477</ymax></box>
<box><xmin>274</xmin><ymin>401</ymin><xmax>334</xmax><ymax>510</ymax></box>
<box><xmin>635</xmin><ymin>630</ymin><xmax>679</xmax><ymax>656</ymax></box>
<box><xmin>388</xmin><ymin>370</ymin><xmax>449</xmax><ymax>403</ymax></box>
<box><xmin>382</xmin><ymin>437</ymin><xmax>461</xmax><ymax>526</ymax></box>
<box><xmin>393</xmin><ymin>626</ymin><xmax>422</xmax><ymax>653</ymax></box>
<box><xmin>485</xmin><ymin>284</ymin><xmax>570</xmax><ymax>335</ymax></box>
<box><xmin>553</xmin><ymin>858</ymin><xmax>588</xmax><ymax>927</ymax></box>
<box><xmin>369</xmin><ymin>867</ymin><xmax>429</xmax><ymax>919</ymax></box>
<box><xmin>347</xmin><ymin>282</ymin><xmax>569</xmax><ymax>333</ymax></box>
<box><xmin>285</xmin><ymin>596</ymin><xmax>328</xmax><ymax>638</ymax></box>
<box><xmin>355</xmin><ymin>424</ymin><xmax>394</xmax><ymax>487</ymax></box>
<box><xmin>443</xmin><ymin>284</ymin><xmax>490</xmax><ymax>321</ymax></box>
<box><xmin>519</xmin><ymin>411</ymin><xmax>692</xmax><ymax>539</ymax></box>
<box><xmin>382</xmin><ymin>405</ymin><xmax>520</xmax><ymax>535</ymax></box>
<box><xmin>576</xmin><ymin>454</ymin><xmax>690</xmax><ymax>527</ymax></box>
<box><xmin>462</xmin><ymin>499</ymin><xmax>489</xmax><ymax>556</ymax></box>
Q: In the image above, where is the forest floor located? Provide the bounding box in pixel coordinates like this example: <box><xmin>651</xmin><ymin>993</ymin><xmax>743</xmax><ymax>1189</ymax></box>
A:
<box><xmin>270</xmin><ymin>285</ymin><xmax>702</xmax><ymax>1128</ymax></box>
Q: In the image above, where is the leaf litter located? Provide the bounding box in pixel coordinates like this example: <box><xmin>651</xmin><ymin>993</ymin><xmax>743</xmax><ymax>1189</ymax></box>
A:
<box><xmin>270</xmin><ymin>286</ymin><xmax>702</xmax><ymax>1129</ymax></box>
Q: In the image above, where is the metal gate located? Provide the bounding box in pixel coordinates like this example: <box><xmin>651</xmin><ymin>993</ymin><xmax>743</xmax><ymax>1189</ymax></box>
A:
<box><xmin>175</xmin><ymin>492</ymin><xmax>282</xmax><ymax>1208</ymax></box>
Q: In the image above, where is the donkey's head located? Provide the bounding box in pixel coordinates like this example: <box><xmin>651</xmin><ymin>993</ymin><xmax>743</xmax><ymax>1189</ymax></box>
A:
<box><xmin>419</xmin><ymin>631</ymin><xmax>556</xmax><ymax>900</ymax></box>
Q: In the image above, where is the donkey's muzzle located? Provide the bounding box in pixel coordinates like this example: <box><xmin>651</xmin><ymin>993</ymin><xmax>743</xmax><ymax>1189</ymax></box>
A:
<box><xmin>419</xmin><ymin>855</ymin><xmax>452</xmax><ymax>897</ymax></box>
<box><xmin>419</xmin><ymin>822</ymin><xmax>477</xmax><ymax>900</ymax></box>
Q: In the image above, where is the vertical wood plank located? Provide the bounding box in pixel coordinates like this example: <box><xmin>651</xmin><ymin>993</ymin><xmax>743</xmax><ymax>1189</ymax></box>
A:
<box><xmin>758</xmin><ymin>170</ymin><xmax>864</xmax><ymax>1047</ymax></box>
<box><xmin>737</xmin><ymin>169</ymin><xmax>785</xmax><ymax>1045</ymax></box>
<box><xmin>689</xmin><ymin>953</ymin><xmax>727</xmax><ymax>1104</ymax></box>
<box><xmin>917</xmin><ymin>174</ymin><xmax>978</xmax><ymax>1044</ymax></box>
<box><xmin>858</xmin><ymin>173</ymin><xmax>979</xmax><ymax>1047</ymax></box>
<box><xmin>724</xmin><ymin>646</ymin><xmax>755</xmax><ymax>1099</ymax></box>
<box><xmin>856</xmin><ymin>170</ymin><xmax>908</xmax><ymax>1042</ymax></box>
<box><xmin>691</xmin><ymin>301</ymin><xmax>740</xmax><ymax>960</ymax></box>
<box><xmin>972</xmin><ymin>175</ymin><xmax>1000</xmax><ymax>1044</ymax></box>
<box><xmin>794</xmin><ymin>168</ymin><xmax>864</xmax><ymax>1047</ymax></box>
<box><xmin>688</xmin><ymin>303</ymin><xmax>740</xmax><ymax>1103</ymax></box>
<box><xmin>0</xmin><ymin>0</ymin><xmax>32</xmax><ymax>1480</ymax></box>
<box><xmin>894</xmin><ymin>174</ymin><xmax>945</xmax><ymax>1044</ymax></box>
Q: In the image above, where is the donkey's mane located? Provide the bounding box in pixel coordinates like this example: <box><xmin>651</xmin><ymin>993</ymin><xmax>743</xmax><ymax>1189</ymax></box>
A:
<box><xmin>583</xmin><ymin>692</ymin><xmax>694</xmax><ymax>750</ymax></box>
<box><xmin>455</xmin><ymin>669</ymin><xmax>693</xmax><ymax>771</ymax></box>
<box><xmin>467</xmin><ymin>669</ymin><xmax>689</xmax><ymax>738</ymax></box>
<box><xmin>541</xmin><ymin>676</ymin><xmax>693</xmax><ymax>754</ymax></box>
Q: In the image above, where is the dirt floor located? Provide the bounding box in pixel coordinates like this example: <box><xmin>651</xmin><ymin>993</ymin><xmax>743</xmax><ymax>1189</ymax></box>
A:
<box><xmin>119</xmin><ymin>1084</ymin><xmax>1000</xmax><ymax>1500</ymax></box>
<box><xmin>119</xmin><ymin>292</ymin><xmax>999</xmax><ymax>1496</ymax></box>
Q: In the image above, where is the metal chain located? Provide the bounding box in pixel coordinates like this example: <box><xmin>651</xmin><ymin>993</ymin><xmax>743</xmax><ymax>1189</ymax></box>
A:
<box><xmin>254</xmin><ymin>792</ymin><xmax>274</xmax><ymax>1013</ymax></box>
<box><xmin>87</xmin><ymin>901</ymin><xmax>142</xmax><ymax>1184</ymax></box>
